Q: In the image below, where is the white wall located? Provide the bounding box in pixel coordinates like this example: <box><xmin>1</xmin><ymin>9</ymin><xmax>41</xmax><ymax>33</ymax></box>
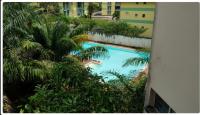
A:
<box><xmin>89</xmin><ymin>33</ymin><xmax>152</xmax><ymax>48</ymax></box>
<box><xmin>146</xmin><ymin>3</ymin><xmax>199</xmax><ymax>113</ymax></box>
<box><xmin>199</xmin><ymin>3</ymin><xmax>200</xmax><ymax>112</ymax></box>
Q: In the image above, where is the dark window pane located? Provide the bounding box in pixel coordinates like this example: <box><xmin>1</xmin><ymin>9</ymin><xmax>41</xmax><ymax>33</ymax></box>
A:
<box><xmin>115</xmin><ymin>6</ymin><xmax>120</xmax><ymax>10</ymax></box>
<box><xmin>77</xmin><ymin>2</ymin><xmax>82</xmax><ymax>7</ymax></box>
<box><xmin>170</xmin><ymin>108</ymin><xmax>175</xmax><ymax>113</ymax></box>
<box><xmin>154</xmin><ymin>94</ymin><xmax>169</xmax><ymax>113</ymax></box>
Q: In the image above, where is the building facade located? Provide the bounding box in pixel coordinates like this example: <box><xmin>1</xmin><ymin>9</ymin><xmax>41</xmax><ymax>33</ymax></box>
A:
<box><xmin>60</xmin><ymin>2</ymin><xmax>155</xmax><ymax>38</ymax></box>
<box><xmin>61</xmin><ymin>2</ymin><xmax>87</xmax><ymax>17</ymax></box>
<box><xmin>144</xmin><ymin>3</ymin><xmax>199</xmax><ymax>113</ymax></box>
<box><xmin>120</xmin><ymin>2</ymin><xmax>155</xmax><ymax>38</ymax></box>
<box><xmin>101</xmin><ymin>2</ymin><xmax>115</xmax><ymax>16</ymax></box>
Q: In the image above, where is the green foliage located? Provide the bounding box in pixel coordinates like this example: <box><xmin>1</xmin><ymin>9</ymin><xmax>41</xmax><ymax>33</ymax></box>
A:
<box><xmin>70</xmin><ymin>18</ymin><xmax>147</xmax><ymax>38</ymax></box>
<box><xmin>87</xmin><ymin>3</ymin><xmax>101</xmax><ymax>19</ymax></box>
<box><xmin>112</xmin><ymin>11</ymin><xmax>120</xmax><ymax>20</ymax></box>
<box><xmin>3</xmin><ymin>3</ymin><xmax>35</xmax><ymax>48</ymax></box>
<box><xmin>20</xmin><ymin>67</ymin><xmax>147</xmax><ymax>113</ymax></box>
<box><xmin>3</xmin><ymin>3</ymin><xmax>148</xmax><ymax>113</ymax></box>
<box><xmin>38</xmin><ymin>2</ymin><xmax>61</xmax><ymax>15</ymax></box>
<box><xmin>91</xmin><ymin>20</ymin><xmax>147</xmax><ymax>38</ymax></box>
<box><xmin>123</xmin><ymin>57</ymin><xmax>150</xmax><ymax>67</ymax></box>
<box><xmin>74</xmin><ymin>46</ymin><xmax>109</xmax><ymax>60</ymax></box>
<box><xmin>68</xmin><ymin>17</ymin><xmax>148</xmax><ymax>38</ymax></box>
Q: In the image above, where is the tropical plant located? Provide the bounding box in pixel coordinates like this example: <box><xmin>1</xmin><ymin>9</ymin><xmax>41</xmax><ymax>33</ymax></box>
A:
<box><xmin>38</xmin><ymin>2</ymin><xmax>60</xmax><ymax>15</ymax></box>
<box><xmin>91</xmin><ymin>20</ymin><xmax>147</xmax><ymax>38</ymax></box>
<box><xmin>31</xmin><ymin>15</ymin><xmax>108</xmax><ymax>61</ymax></box>
<box><xmin>123</xmin><ymin>56</ymin><xmax>150</xmax><ymax>67</ymax></box>
<box><xmin>20</xmin><ymin>67</ymin><xmax>147</xmax><ymax>113</ymax></box>
<box><xmin>3</xmin><ymin>3</ymin><xmax>148</xmax><ymax>113</ymax></box>
<box><xmin>3</xmin><ymin>3</ymin><xmax>37</xmax><ymax>48</ymax></box>
<box><xmin>112</xmin><ymin>11</ymin><xmax>120</xmax><ymax>20</ymax></box>
<box><xmin>87</xmin><ymin>3</ymin><xmax>101</xmax><ymax>19</ymax></box>
<box><xmin>106</xmin><ymin>71</ymin><xmax>147</xmax><ymax>112</ymax></box>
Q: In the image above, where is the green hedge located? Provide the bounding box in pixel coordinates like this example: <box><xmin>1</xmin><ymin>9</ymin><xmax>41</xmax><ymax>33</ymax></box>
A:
<box><xmin>69</xmin><ymin>18</ymin><xmax>149</xmax><ymax>38</ymax></box>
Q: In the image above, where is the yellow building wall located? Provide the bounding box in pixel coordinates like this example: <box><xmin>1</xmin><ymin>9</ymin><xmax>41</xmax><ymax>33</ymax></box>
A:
<box><xmin>101</xmin><ymin>2</ymin><xmax>107</xmax><ymax>15</ymax></box>
<box><xmin>120</xmin><ymin>2</ymin><xmax>155</xmax><ymax>8</ymax></box>
<box><xmin>120</xmin><ymin>2</ymin><xmax>156</xmax><ymax>38</ymax></box>
<box><xmin>130</xmin><ymin>23</ymin><xmax>154</xmax><ymax>38</ymax></box>
<box><xmin>58</xmin><ymin>3</ymin><xmax>64</xmax><ymax>14</ymax></box>
<box><xmin>69</xmin><ymin>3</ymin><xmax>77</xmax><ymax>17</ymax></box>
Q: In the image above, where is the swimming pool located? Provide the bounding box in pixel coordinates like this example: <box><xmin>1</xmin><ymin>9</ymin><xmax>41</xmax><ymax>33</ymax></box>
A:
<box><xmin>82</xmin><ymin>42</ymin><xmax>149</xmax><ymax>81</ymax></box>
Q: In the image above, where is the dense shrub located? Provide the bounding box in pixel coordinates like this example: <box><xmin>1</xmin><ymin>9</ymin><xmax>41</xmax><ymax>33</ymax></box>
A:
<box><xmin>93</xmin><ymin>21</ymin><xmax>147</xmax><ymax>38</ymax></box>
<box><xmin>4</xmin><ymin>3</ymin><xmax>148</xmax><ymax>113</ymax></box>
<box><xmin>70</xmin><ymin>18</ymin><xmax>148</xmax><ymax>38</ymax></box>
<box><xmin>20</xmin><ymin>65</ymin><xmax>147</xmax><ymax>113</ymax></box>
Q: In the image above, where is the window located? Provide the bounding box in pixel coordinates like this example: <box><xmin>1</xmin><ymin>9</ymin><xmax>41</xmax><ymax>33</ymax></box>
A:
<box><xmin>142</xmin><ymin>14</ymin><xmax>146</xmax><ymax>18</ymax></box>
<box><xmin>107</xmin><ymin>6</ymin><xmax>112</xmax><ymax>15</ymax></box>
<box><xmin>77</xmin><ymin>2</ymin><xmax>84</xmax><ymax>16</ymax></box>
<box><xmin>64</xmin><ymin>10</ymin><xmax>70</xmax><ymax>16</ymax></box>
<box><xmin>64</xmin><ymin>3</ymin><xmax>69</xmax><ymax>10</ymax></box>
<box><xmin>170</xmin><ymin>108</ymin><xmax>175</xmax><ymax>113</ymax></box>
<box><xmin>107</xmin><ymin>2</ymin><xmax>111</xmax><ymax>6</ymax></box>
<box><xmin>148</xmin><ymin>89</ymin><xmax>176</xmax><ymax>113</ymax></box>
<box><xmin>154</xmin><ymin>93</ymin><xmax>169</xmax><ymax>113</ymax></box>
<box><xmin>115</xmin><ymin>6</ymin><xmax>120</xmax><ymax>11</ymax></box>
<box><xmin>63</xmin><ymin>3</ymin><xmax>70</xmax><ymax>16</ymax></box>
<box><xmin>77</xmin><ymin>2</ymin><xmax>82</xmax><ymax>7</ymax></box>
<box><xmin>107</xmin><ymin>2</ymin><xmax>112</xmax><ymax>15</ymax></box>
<box><xmin>115</xmin><ymin>2</ymin><xmax>120</xmax><ymax>6</ymax></box>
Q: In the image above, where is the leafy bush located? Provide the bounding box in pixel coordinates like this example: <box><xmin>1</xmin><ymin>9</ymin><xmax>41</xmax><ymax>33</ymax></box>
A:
<box><xmin>69</xmin><ymin>18</ymin><xmax>148</xmax><ymax>38</ymax></box>
<box><xmin>92</xmin><ymin>20</ymin><xmax>147</xmax><ymax>38</ymax></box>
<box><xmin>3</xmin><ymin>3</ymin><xmax>148</xmax><ymax>113</ymax></box>
<box><xmin>20</xmin><ymin>66</ymin><xmax>147</xmax><ymax>113</ymax></box>
<box><xmin>112</xmin><ymin>11</ymin><xmax>120</xmax><ymax>20</ymax></box>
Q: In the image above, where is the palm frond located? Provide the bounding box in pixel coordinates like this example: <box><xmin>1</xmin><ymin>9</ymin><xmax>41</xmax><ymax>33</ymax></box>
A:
<box><xmin>52</xmin><ymin>21</ymin><xmax>69</xmax><ymax>41</ymax></box>
<box><xmin>3</xmin><ymin>58</ymin><xmax>54</xmax><ymax>83</ymax></box>
<box><xmin>106</xmin><ymin>71</ymin><xmax>135</xmax><ymax>93</ymax></box>
<box><xmin>32</xmin><ymin>23</ymin><xmax>50</xmax><ymax>48</ymax></box>
<box><xmin>21</xmin><ymin>40</ymin><xmax>42</xmax><ymax>51</ymax></box>
<box><xmin>123</xmin><ymin>57</ymin><xmax>149</xmax><ymax>67</ymax></box>
<box><xmin>55</xmin><ymin>37</ymin><xmax>78</xmax><ymax>58</ymax></box>
<box><xmin>71</xmin><ymin>34</ymin><xmax>89</xmax><ymax>45</ymax></box>
<box><xmin>69</xmin><ymin>25</ymin><xmax>88</xmax><ymax>38</ymax></box>
<box><xmin>75</xmin><ymin>46</ymin><xmax>109</xmax><ymax>60</ymax></box>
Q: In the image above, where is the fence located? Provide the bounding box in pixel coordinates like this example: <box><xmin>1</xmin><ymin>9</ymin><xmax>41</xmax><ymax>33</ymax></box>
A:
<box><xmin>88</xmin><ymin>32</ymin><xmax>152</xmax><ymax>48</ymax></box>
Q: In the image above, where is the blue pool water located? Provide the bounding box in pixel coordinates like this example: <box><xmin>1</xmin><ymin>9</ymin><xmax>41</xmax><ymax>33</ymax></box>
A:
<box><xmin>82</xmin><ymin>42</ymin><xmax>149</xmax><ymax>81</ymax></box>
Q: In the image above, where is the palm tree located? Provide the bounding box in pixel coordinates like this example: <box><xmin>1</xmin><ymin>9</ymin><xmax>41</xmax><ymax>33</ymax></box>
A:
<box><xmin>3</xmin><ymin>3</ymin><xmax>108</xmax><ymax>83</ymax></box>
<box><xmin>3</xmin><ymin>3</ymin><xmax>40</xmax><ymax>48</ymax></box>
<box><xmin>3</xmin><ymin>3</ymin><xmax>52</xmax><ymax>83</ymax></box>
<box><xmin>3</xmin><ymin>3</ymin><xmax>108</xmax><ymax>112</ymax></box>
<box><xmin>31</xmin><ymin>15</ymin><xmax>108</xmax><ymax>61</ymax></box>
<box><xmin>122</xmin><ymin>48</ymin><xmax>150</xmax><ymax>67</ymax></box>
<box><xmin>122</xmin><ymin>56</ymin><xmax>149</xmax><ymax>67</ymax></box>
